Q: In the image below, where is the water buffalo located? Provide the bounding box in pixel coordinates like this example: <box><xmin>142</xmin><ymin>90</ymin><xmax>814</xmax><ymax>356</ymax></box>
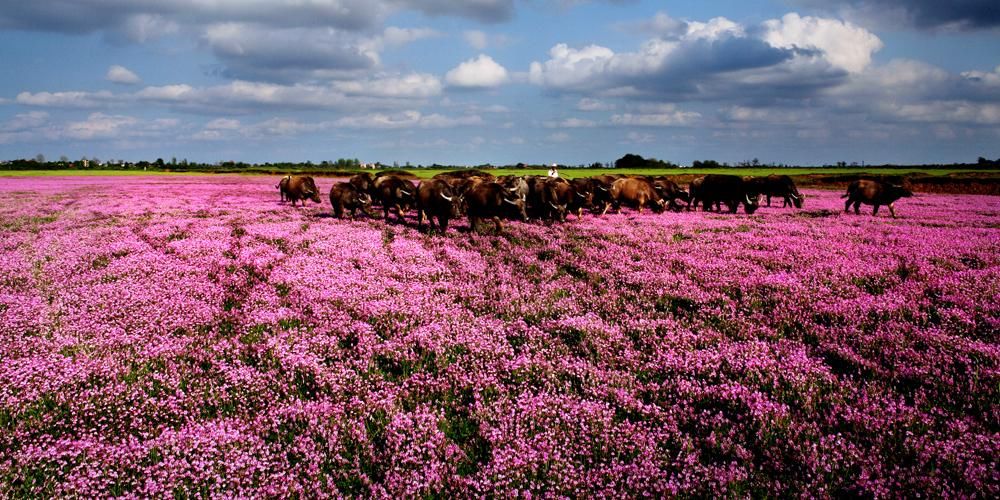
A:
<box><xmin>374</xmin><ymin>175</ymin><xmax>417</xmax><ymax>223</ymax></box>
<box><xmin>589</xmin><ymin>175</ymin><xmax>616</xmax><ymax>215</ymax></box>
<box><xmin>569</xmin><ymin>178</ymin><xmax>595</xmax><ymax>218</ymax></box>
<box><xmin>746</xmin><ymin>175</ymin><xmax>804</xmax><ymax>208</ymax></box>
<box><xmin>698</xmin><ymin>174</ymin><xmax>760</xmax><ymax>214</ymax></box>
<box><xmin>329</xmin><ymin>182</ymin><xmax>373</xmax><ymax>219</ymax></box>
<box><xmin>610</xmin><ymin>177</ymin><xmax>666</xmax><ymax>214</ymax></box>
<box><xmin>349</xmin><ymin>173</ymin><xmax>375</xmax><ymax>197</ymax></box>
<box><xmin>651</xmin><ymin>177</ymin><xmax>689</xmax><ymax>211</ymax></box>
<box><xmin>542</xmin><ymin>177</ymin><xmax>574</xmax><ymax>222</ymax></box>
<box><xmin>283</xmin><ymin>175</ymin><xmax>322</xmax><ymax>207</ymax></box>
<box><xmin>416</xmin><ymin>179</ymin><xmax>463</xmax><ymax>232</ymax></box>
<box><xmin>465</xmin><ymin>182</ymin><xmax>528</xmax><ymax>233</ymax></box>
<box><xmin>842</xmin><ymin>179</ymin><xmax>913</xmax><ymax>218</ymax></box>
<box><xmin>498</xmin><ymin>175</ymin><xmax>530</xmax><ymax>202</ymax></box>
<box><xmin>277</xmin><ymin>175</ymin><xmax>292</xmax><ymax>201</ymax></box>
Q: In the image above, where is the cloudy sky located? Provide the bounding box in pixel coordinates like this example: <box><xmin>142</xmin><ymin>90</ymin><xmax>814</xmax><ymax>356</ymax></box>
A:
<box><xmin>1</xmin><ymin>0</ymin><xmax>998</xmax><ymax>166</ymax></box>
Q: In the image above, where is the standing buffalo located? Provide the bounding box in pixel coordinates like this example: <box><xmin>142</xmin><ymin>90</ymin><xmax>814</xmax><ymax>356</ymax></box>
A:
<box><xmin>569</xmin><ymin>178</ymin><xmax>595</xmax><ymax>218</ymax></box>
<box><xmin>698</xmin><ymin>174</ymin><xmax>760</xmax><ymax>214</ymax></box>
<box><xmin>374</xmin><ymin>175</ymin><xmax>417</xmax><ymax>223</ymax></box>
<box><xmin>349</xmin><ymin>173</ymin><xmax>375</xmax><ymax>197</ymax></box>
<box><xmin>842</xmin><ymin>179</ymin><xmax>913</xmax><ymax>218</ymax></box>
<box><xmin>277</xmin><ymin>175</ymin><xmax>292</xmax><ymax>201</ymax></box>
<box><xmin>465</xmin><ymin>182</ymin><xmax>528</xmax><ymax>233</ymax></box>
<box><xmin>610</xmin><ymin>177</ymin><xmax>666</xmax><ymax>214</ymax></box>
<box><xmin>416</xmin><ymin>179</ymin><xmax>463</xmax><ymax>232</ymax></box>
<box><xmin>650</xmin><ymin>177</ymin><xmax>689</xmax><ymax>211</ymax></box>
<box><xmin>282</xmin><ymin>175</ymin><xmax>322</xmax><ymax>207</ymax></box>
<box><xmin>589</xmin><ymin>175</ymin><xmax>616</xmax><ymax>215</ymax></box>
<box><xmin>541</xmin><ymin>178</ymin><xmax>574</xmax><ymax>222</ymax></box>
<box><xmin>329</xmin><ymin>182</ymin><xmax>373</xmax><ymax>219</ymax></box>
<box><xmin>746</xmin><ymin>175</ymin><xmax>804</xmax><ymax>208</ymax></box>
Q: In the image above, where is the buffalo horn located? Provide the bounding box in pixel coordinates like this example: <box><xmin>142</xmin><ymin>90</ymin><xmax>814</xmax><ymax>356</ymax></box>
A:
<box><xmin>503</xmin><ymin>198</ymin><xmax>518</xmax><ymax>206</ymax></box>
<box><xmin>440</xmin><ymin>193</ymin><xmax>453</xmax><ymax>202</ymax></box>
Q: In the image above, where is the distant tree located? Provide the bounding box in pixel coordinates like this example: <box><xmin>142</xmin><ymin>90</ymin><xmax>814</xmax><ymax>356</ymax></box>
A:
<box><xmin>35</xmin><ymin>153</ymin><xmax>45</xmax><ymax>163</ymax></box>
<box><xmin>752</xmin><ymin>158</ymin><xmax>760</xmax><ymax>167</ymax></box>
<box><xmin>59</xmin><ymin>155</ymin><xmax>69</xmax><ymax>163</ymax></box>
<box><xmin>156</xmin><ymin>158</ymin><xmax>165</xmax><ymax>167</ymax></box>
<box><xmin>615</xmin><ymin>153</ymin><xmax>646</xmax><ymax>169</ymax></box>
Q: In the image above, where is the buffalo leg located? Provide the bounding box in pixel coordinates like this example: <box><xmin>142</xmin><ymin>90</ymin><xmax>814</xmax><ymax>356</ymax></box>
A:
<box><xmin>767</xmin><ymin>195</ymin><xmax>773</xmax><ymax>207</ymax></box>
<box><xmin>439</xmin><ymin>216</ymin><xmax>448</xmax><ymax>233</ymax></box>
<box><xmin>888</xmin><ymin>203</ymin><xmax>896</xmax><ymax>218</ymax></box>
<box><xmin>844</xmin><ymin>198</ymin><xmax>853</xmax><ymax>213</ymax></box>
<box><xmin>417</xmin><ymin>209</ymin><xmax>425</xmax><ymax>230</ymax></box>
<box><xmin>854</xmin><ymin>201</ymin><xmax>862</xmax><ymax>214</ymax></box>
<box><xmin>492</xmin><ymin>216</ymin><xmax>503</xmax><ymax>233</ymax></box>
<box><xmin>872</xmin><ymin>204</ymin><xmax>880</xmax><ymax>216</ymax></box>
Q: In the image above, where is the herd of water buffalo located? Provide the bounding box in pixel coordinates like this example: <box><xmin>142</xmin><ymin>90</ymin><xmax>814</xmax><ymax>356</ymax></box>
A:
<box><xmin>276</xmin><ymin>170</ymin><xmax>915</xmax><ymax>233</ymax></box>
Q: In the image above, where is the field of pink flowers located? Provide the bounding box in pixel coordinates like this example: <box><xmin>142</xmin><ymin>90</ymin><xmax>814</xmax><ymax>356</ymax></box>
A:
<box><xmin>1</xmin><ymin>175</ymin><xmax>997</xmax><ymax>497</ymax></box>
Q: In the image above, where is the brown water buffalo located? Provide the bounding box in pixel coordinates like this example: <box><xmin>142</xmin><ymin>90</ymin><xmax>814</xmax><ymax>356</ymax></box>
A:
<box><xmin>745</xmin><ymin>175</ymin><xmax>804</xmax><ymax>208</ymax></box>
<box><xmin>416</xmin><ymin>179</ymin><xmax>463</xmax><ymax>232</ymax></box>
<box><xmin>542</xmin><ymin>177</ymin><xmax>574</xmax><ymax>222</ymax></box>
<box><xmin>329</xmin><ymin>182</ymin><xmax>373</xmax><ymax>219</ymax></box>
<box><xmin>465</xmin><ymin>182</ymin><xmax>528</xmax><ymax>233</ymax></box>
<box><xmin>277</xmin><ymin>175</ymin><xmax>292</xmax><ymax>201</ymax></box>
<box><xmin>374</xmin><ymin>176</ymin><xmax>417</xmax><ymax>223</ymax></box>
<box><xmin>283</xmin><ymin>175</ymin><xmax>322</xmax><ymax>207</ymax></box>
<box><xmin>842</xmin><ymin>179</ymin><xmax>913</xmax><ymax>218</ymax></box>
<box><xmin>698</xmin><ymin>174</ymin><xmax>760</xmax><ymax>214</ymax></box>
<box><xmin>611</xmin><ymin>177</ymin><xmax>666</xmax><ymax>214</ymax></box>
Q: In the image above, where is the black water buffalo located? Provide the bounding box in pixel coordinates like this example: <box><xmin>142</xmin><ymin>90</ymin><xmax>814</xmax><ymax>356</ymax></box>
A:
<box><xmin>329</xmin><ymin>182</ymin><xmax>373</xmax><ymax>219</ymax></box>
<box><xmin>569</xmin><ymin>178</ymin><xmax>595</xmax><ymax>218</ymax></box>
<box><xmin>611</xmin><ymin>177</ymin><xmax>666</xmax><ymax>214</ymax></box>
<box><xmin>465</xmin><ymin>182</ymin><xmax>528</xmax><ymax>233</ymax></box>
<box><xmin>842</xmin><ymin>179</ymin><xmax>913</xmax><ymax>218</ymax></box>
<box><xmin>282</xmin><ymin>175</ymin><xmax>322</xmax><ymax>207</ymax></box>
<box><xmin>746</xmin><ymin>175</ymin><xmax>804</xmax><ymax>208</ymax></box>
<box><xmin>416</xmin><ymin>179</ymin><xmax>463</xmax><ymax>232</ymax></box>
<box><xmin>589</xmin><ymin>175</ymin><xmax>616</xmax><ymax>215</ymax></box>
<box><xmin>498</xmin><ymin>175</ymin><xmax>530</xmax><ymax>202</ymax></box>
<box><xmin>698</xmin><ymin>174</ymin><xmax>760</xmax><ymax>214</ymax></box>
<box><xmin>349</xmin><ymin>173</ymin><xmax>375</xmax><ymax>197</ymax></box>
<box><xmin>374</xmin><ymin>175</ymin><xmax>417</xmax><ymax>223</ymax></box>
<box><xmin>651</xmin><ymin>177</ymin><xmax>689</xmax><ymax>211</ymax></box>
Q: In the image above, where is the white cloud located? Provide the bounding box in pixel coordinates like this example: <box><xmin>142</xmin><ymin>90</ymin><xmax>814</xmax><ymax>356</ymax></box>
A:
<box><xmin>543</xmin><ymin>118</ymin><xmax>597</xmax><ymax>128</ymax></box>
<box><xmin>577</xmin><ymin>98</ymin><xmax>614</xmax><ymax>111</ymax></box>
<box><xmin>16</xmin><ymin>90</ymin><xmax>116</xmax><ymax>108</ymax></box>
<box><xmin>333</xmin><ymin>110</ymin><xmax>483</xmax><ymax>129</ymax></box>
<box><xmin>464</xmin><ymin>30</ymin><xmax>488</xmax><ymax>49</ymax></box>
<box><xmin>611</xmin><ymin>105</ymin><xmax>700</xmax><ymax>126</ymax></box>
<box><xmin>547</xmin><ymin>132</ymin><xmax>572</xmax><ymax>142</ymax></box>
<box><xmin>106</xmin><ymin>65</ymin><xmax>141</xmax><ymax>85</ymax></box>
<box><xmin>761</xmin><ymin>13</ymin><xmax>883</xmax><ymax>73</ymax></box>
<box><xmin>205</xmin><ymin>118</ymin><xmax>241</xmax><ymax>130</ymax></box>
<box><xmin>445</xmin><ymin>54</ymin><xmax>509</xmax><ymax>88</ymax></box>
<box><xmin>0</xmin><ymin>111</ymin><xmax>50</xmax><ymax>132</ymax></box>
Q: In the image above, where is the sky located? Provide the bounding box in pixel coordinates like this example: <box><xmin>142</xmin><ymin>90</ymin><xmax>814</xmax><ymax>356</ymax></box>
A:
<box><xmin>0</xmin><ymin>0</ymin><xmax>998</xmax><ymax>166</ymax></box>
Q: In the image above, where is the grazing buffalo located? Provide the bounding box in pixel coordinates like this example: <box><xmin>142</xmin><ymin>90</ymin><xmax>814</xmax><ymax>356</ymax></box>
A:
<box><xmin>416</xmin><ymin>179</ymin><xmax>463</xmax><ymax>232</ymax></box>
<box><xmin>589</xmin><ymin>175</ymin><xmax>616</xmax><ymax>215</ymax></box>
<box><xmin>610</xmin><ymin>177</ymin><xmax>666</xmax><ymax>214</ymax></box>
<box><xmin>329</xmin><ymin>182</ymin><xmax>373</xmax><ymax>219</ymax></box>
<box><xmin>277</xmin><ymin>175</ymin><xmax>292</xmax><ymax>201</ymax></box>
<box><xmin>651</xmin><ymin>177</ymin><xmax>689</xmax><ymax>211</ymax></box>
<box><xmin>283</xmin><ymin>175</ymin><xmax>322</xmax><ymax>207</ymax></box>
<box><xmin>465</xmin><ymin>182</ymin><xmax>528</xmax><ymax>233</ymax></box>
<box><xmin>349</xmin><ymin>173</ymin><xmax>375</xmax><ymax>197</ymax></box>
<box><xmin>498</xmin><ymin>175</ymin><xmax>530</xmax><ymax>202</ymax></box>
<box><xmin>842</xmin><ymin>179</ymin><xmax>913</xmax><ymax>218</ymax></box>
<box><xmin>698</xmin><ymin>174</ymin><xmax>760</xmax><ymax>214</ymax></box>
<box><xmin>374</xmin><ymin>176</ymin><xmax>417</xmax><ymax>223</ymax></box>
<box><xmin>569</xmin><ymin>178</ymin><xmax>595</xmax><ymax>218</ymax></box>
<box><xmin>542</xmin><ymin>177</ymin><xmax>574</xmax><ymax>222</ymax></box>
<box><xmin>746</xmin><ymin>175</ymin><xmax>804</xmax><ymax>208</ymax></box>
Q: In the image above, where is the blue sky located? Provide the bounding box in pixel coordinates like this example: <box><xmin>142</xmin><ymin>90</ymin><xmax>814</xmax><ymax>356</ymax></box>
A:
<box><xmin>1</xmin><ymin>0</ymin><xmax>998</xmax><ymax>166</ymax></box>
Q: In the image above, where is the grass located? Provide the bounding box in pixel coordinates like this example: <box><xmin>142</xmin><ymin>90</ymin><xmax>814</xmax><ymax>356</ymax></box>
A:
<box><xmin>2</xmin><ymin>167</ymin><xmax>995</xmax><ymax>179</ymax></box>
<box><xmin>0</xmin><ymin>170</ymin><xmax>213</xmax><ymax>177</ymax></box>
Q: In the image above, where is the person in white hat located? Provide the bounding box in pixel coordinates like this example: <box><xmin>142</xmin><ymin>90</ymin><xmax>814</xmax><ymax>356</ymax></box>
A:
<box><xmin>547</xmin><ymin>163</ymin><xmax>559</xmax><ymax>178</ymax></box>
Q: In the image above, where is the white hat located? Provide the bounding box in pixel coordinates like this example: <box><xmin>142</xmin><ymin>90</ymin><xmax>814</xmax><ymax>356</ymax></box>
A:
<box><xmin>551</xmin><ymin>163</ymin><xmax>558</xmax><ymax>167</ymax></box>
